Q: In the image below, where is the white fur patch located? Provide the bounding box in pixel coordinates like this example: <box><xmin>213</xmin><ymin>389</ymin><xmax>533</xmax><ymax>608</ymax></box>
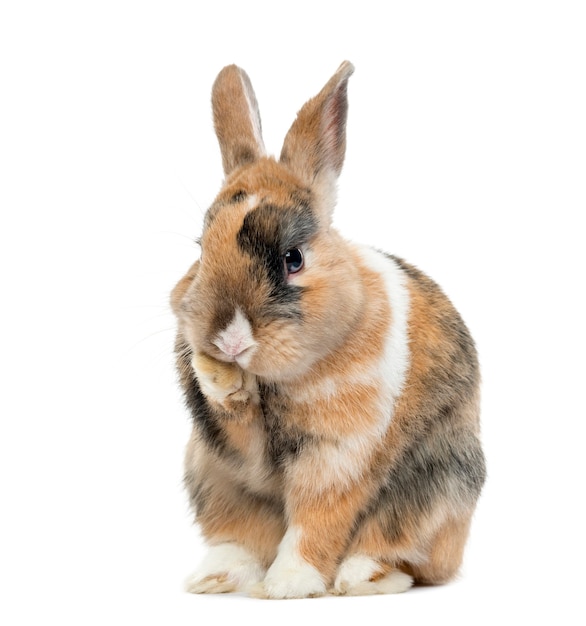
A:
<box><xmin>354</xmin><ymin>245</ymin><xmax>411</xmax><ymax>431</ymax></box>
<box><xmin>334</xmin><ymin>554</ymin><xmax>413</xmax><ymax>595</ymax></box>
<box><xmin>213</xmin><ymin>307</ymin><xmax>257</xmax><ymax>364</ymax></box>
<box><xmin>185</xmin><ymin>543</ymin><xmax>265</xmax><ymax>594</ymax></box>
<box><xmin>252</xmin><ymin>527</ymin><xmax>326</xmax><ymax>599</ymax></box>
<box><xmin>347</xmin><ymin>571</ymin><xmax>413</xmax><ymax>595</ymax></box>
<box><xmin>288</xmin><ymin>248</ymin><xmax>411</xmax><ymax>492</ymax></box>
<box><xmin>245</xmin><ymin>193</ymin><xmax>258</xmax><ymax>211</ymax></box>
<box><xmin>334</xmin><ymin>554</ymin><xmax>382</xmax><ymax>593</ymax></box>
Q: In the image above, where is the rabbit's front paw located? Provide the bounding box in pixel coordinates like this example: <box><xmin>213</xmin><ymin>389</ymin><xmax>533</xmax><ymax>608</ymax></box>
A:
<box><xmin>250</xmin><ymin>528</ymin><xmax>326</xmax><ymax>599</ymax></box>
<box><xmin>185</xmin><ymin>543</ymin><xmax>265</xmax><ymax>594</ymax></box>
<box><xmin>333</xmin><ymin>555</ymin><xmax>413</xmax><ymax>596</ymax></box>
<box><xmin>191</xmin><ymin>352</ymin><xmax>258</xmax><ymax>412</ymax></box>
<box><xmin>250</xmin><ymin>562</ymin><xmax>326</xmax><ymax>599</ymax></box>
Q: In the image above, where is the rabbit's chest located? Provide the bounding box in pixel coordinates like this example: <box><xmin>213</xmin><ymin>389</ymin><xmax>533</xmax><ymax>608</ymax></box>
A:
<box><xmin>218</xmin><ymin>389</ymin><xmax>308</xmax><ymax>495</ymax></box>
<box><xmin>218</xmin><ymin>417</ymin><xmax>278</xmax><ymax>495</ymax></box>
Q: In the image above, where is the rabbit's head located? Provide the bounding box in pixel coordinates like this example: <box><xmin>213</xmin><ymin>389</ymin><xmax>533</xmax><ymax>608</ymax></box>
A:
<box><xmin>172</xmin><ymin>63</ymin><xmax>364</xmax><ymax>381</ymax></box>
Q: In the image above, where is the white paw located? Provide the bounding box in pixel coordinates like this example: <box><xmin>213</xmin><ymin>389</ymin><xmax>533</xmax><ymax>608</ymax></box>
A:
<box><xmin>334</xmin><ymin>554</ymin><xmax>382</xmax><ymax>594</ymax></box>
<box><xmin>251</xmin><ymin>527</ymin><xmax>326</xmax><ymax>599</ymax></box>
<box><xmin>333</xmin><ymin>554</ymin><xmax>413</xmax><ymax>596</ymax></box>
<box><xmin>251</xmin><ymin>560</ymin><xmax>326</xmax><ymax>599</ymax></box>
<box><xmin>185</xmin><ymin>543</ymin><xmax>265</xmax><ymax>594</ymax></box>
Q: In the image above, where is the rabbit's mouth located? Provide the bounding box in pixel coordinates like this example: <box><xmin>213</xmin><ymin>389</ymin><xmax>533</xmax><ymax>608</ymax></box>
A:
<box><xmin>213</xmin><ymin>346</ymin><xmax>255</xmax><ymax>369</ymax></box>
<box><xmin>234</xmin><ymin>346</ymin><xmax>256</xmax><ymax>368</ymax></box>
<box><xmin>211</xmin><ymin>307</ymin><xmax>258</xmax><ymax>369</ymax></box>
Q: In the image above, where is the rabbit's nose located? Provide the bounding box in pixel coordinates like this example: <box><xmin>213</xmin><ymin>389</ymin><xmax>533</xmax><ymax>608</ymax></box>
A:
<box><xmin>213</xmin><ymin>307</ymin><xmax>257</xmax><ymax>362</ymax></box>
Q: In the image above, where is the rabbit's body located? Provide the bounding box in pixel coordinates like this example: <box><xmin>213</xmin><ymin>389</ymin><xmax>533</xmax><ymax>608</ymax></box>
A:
<box><xmin>172</xmin><ymin>63</ymin><xmax>485</xmax><ymax>598</ymax></box>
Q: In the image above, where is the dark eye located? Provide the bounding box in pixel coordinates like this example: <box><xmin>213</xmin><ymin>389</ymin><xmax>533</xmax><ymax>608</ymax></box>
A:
<box><xmin>284</xmin><ymin>248</ymin><xmax>304</xmax><ymax>275</ymax></box>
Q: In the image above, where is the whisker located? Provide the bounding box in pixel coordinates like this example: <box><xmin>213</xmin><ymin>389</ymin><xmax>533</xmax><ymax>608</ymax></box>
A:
<box><xmin>159</xmin><ymin>230</ymin><xmax>201</xmax><ymax>246</ymax></box>
<box><xmin>124</xmin><ymin>304</ymin><xmax>172</xmax><ymax>309</ymax></box>
<box><xmin>128</xmin><ymin>327</ymin><xmax>176</xmax><ymax>351</ymax></box>
<box><xmin>134</xmin><ymin>311</ymin><xmax>176</xmax><ymax>325</ymax></box>
<box><xmin>177</xmin><ymin>175</ymin><xmax>207</xmax><ymax>217</ymax></box>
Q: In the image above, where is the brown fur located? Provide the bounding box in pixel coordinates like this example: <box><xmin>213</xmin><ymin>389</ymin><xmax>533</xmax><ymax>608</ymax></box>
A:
<box><xmin>174</xmin><ymin>62</ymin><xmax>485</xmax><ymax>598</ymax></box>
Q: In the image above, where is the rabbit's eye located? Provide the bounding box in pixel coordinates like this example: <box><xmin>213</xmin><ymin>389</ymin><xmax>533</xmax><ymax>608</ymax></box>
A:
<box><xmin>284</xmin><ymin>248</ymin><xmax>304</xmax><ymax>275</ymax></box>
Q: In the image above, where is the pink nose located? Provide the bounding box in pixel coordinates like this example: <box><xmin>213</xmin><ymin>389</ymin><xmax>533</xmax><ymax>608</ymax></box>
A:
<box><xmin>213</xmin><ymin>308</ymin><xmax>256</xmax><ymax>361</ymax></box>
<box><xmin>214</xmin><ymin>337</ymin><xmax>250</xmax><ymax>358</ymax></box>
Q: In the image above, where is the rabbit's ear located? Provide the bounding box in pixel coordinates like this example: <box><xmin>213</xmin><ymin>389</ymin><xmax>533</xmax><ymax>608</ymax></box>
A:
<box><xmin>280</xmin><ymin>61</ymin><xmax>354</xmax><ymax>201</ymax></box>
<box><xmin>212</xmin><ymin>65</ymin><xmax>266</xmax><ymax>176</ymax></box>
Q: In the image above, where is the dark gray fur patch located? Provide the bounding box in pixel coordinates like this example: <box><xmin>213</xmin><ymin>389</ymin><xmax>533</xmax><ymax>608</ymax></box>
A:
<box><xmin>184</xmin><ymin>478</ymin><xmax>210</xmax><ymax>515</ymax></box>
<box><xmin>350</xmin><ymin>254</ymin><xmax>486</xmax><ymax>543</ymax></box>
<box><xmin>175</xmin><ymin>337</ymin><xmax>230</xmax><ymax>456</ymax></box>
<box><xmin>237</xmin><ymin>202</ymin><xmax>318</xmax><ymax>320</ymax></box>
<box><xmin>230</xmin><ymin>190</ymin><xmax>247</xmax><ymax>204</ymax></box>
<box><xmin>259</xmin><ymin>381</ymin><xmax>313</xmax><ymax>467</ymax></box>
<box><xmin>358</xmin><ymin>422</ymin><xmax>486</xmax><ymax>542</ymax></box>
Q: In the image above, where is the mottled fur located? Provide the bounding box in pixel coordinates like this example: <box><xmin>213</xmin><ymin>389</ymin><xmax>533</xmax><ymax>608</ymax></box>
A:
<box><xmin>171</xmin><ymin>62</ymin><xmax>485</xmax><ymax>598</ymax></box>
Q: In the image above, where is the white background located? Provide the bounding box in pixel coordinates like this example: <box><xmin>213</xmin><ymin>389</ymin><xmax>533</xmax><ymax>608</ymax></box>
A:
<box><xmin>1</xmin><ymin>1</ymin><xmax>585</xmax><ymax>624</ymax></box>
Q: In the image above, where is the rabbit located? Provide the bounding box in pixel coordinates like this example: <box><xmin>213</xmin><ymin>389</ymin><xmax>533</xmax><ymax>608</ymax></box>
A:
<box><xmin>170</xmin><ymin>61</ymin><xmax>486</xmax><ymax>599</ymax></box>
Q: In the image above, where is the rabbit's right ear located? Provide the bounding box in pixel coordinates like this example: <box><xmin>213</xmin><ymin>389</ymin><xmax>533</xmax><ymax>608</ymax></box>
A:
<box><xmin>212</xmin><ymin>65</ymin><xmax>266</xmax><ymax>176</ymax></box>
<box><xmin>279</xmin><ymin>61</ymin><xmax>354</xmax><ymax>222</ymax></box>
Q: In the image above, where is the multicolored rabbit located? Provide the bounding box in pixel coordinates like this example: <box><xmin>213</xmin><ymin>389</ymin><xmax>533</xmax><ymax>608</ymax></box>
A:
<box><xmin>171</xmin><ymin>61</ymin><xmax>485</xmax><ymax>598</ymax></box>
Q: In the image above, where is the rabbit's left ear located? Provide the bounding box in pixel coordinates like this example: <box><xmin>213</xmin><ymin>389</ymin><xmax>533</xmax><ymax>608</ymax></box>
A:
<box><xmin>280</xmin><ymin>61</ymin><xmax>354</xmax><ymax>210</ymax></box>
<box><xmin>212</xmin><ymin>65</ymin><xmax>267</xmax><ymax>176</ymax></box>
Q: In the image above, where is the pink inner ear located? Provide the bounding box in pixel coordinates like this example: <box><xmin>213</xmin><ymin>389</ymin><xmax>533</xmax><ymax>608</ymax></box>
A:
<box><xmin>279</xmin><ymin>63</ymin><xmax>353</xmax><ymax>186</ymax></box>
